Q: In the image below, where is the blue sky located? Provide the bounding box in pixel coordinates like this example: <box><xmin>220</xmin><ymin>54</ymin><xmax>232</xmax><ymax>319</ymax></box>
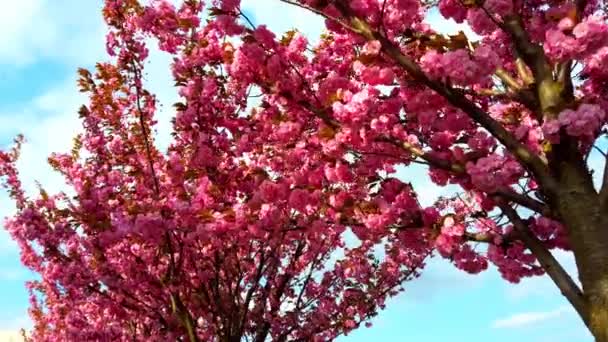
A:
<box><xmin>0</xmin><ymin>1</ymin><xmax>594</xmax><ymax>341</ymax></box>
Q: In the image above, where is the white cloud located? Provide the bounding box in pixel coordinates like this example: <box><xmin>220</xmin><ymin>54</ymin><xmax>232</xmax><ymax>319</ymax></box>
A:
<box><xmin>492</xmin><ymin>305</ymin><xmax>571</xmax><ymax>329</ymax></box>
<box><xmin>0</xmin><ymin>0</ymin><xmax>54</xmax><ymax>64</ymax></box>
<box><xmin>0</xmin><ymin>330</ymin><xmax>25</xmax><ymax>342</ymax></box>
<box><xmin>0</xmin><ymin>80</ymin><xmax>84</xmax><ymax>257</ymax></box>
<box><xmin>0</xmin><ymin>315</ymin><xmax>30</xmax><ymax>341</ymax></box>
<box><xmin>8</xmin><ymin>79</ymin><xmax>84</xmax><ymax>195</ymax></box>
<box><xmin>0</xmin><ymin>0</ymin><xmax>105</xmax><ymax>66</ymax></box>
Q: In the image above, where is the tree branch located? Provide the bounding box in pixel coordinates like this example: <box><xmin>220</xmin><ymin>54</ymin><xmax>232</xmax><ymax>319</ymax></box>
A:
<box><xmin>498</xmin><ymin>202</ymin><xmax>589</xmax><ymax>325</ymax></box>
<box><xmin>384</xmin><ymin>136</ymin><xmax>553</xmax><ymax>216</ymax></box>
<box><xmin>377</xmin><ymin>136</ymin><xmax>466</xmax><ymax>174</ymax></box>
<box><xmin>515</xmin><ymin>57</ymin><xmax>534</xmax><ymax>85</ymax></box>
<box><xmin>253</xmin><ymin>239</ymin><xmax>305</xmax><ymax>342</ymax></box>
<box><xmin>237</xmin><ymin>249</ymin><xmax>267</xmax><ymax>339</ymax></box>
<box><xmin>495</xmin><ymin>68</ymin><xmax>522</xmax><ymax>91</ymax></box>
<box><xmin>492</xmin><ymin>188</ymin><xmax>553</xmax><ymax>217</ymax></box>
<box><xmin>501</xmin><ymin>15</ymin><xmax>552</xmax><ymax>84</ymax></box>
<box><xmin>500</xmin><ymin>15</ymin><xmax>567</xmax><ymax>118</ymax></box>
<box><xmin>322</xmin><ymin>0</ymin><xmax>557</xmax><ymax>194</ymax></box>
<box><xmin>464</xmin><ymin>231</ymin><xmax>507</xmax><ymax>244</ymax></box>
<box><xmin>170</xmin><ymin>292</ymin><xmax>200</xmax><ymax>342</ymax></box>
<box><xmin>556</xmin><ymin>60</ymin><xmax>574</xmax><ymax>104</ymax></box>
<box><xmin>131</xmin><ymin>65</ymin><xmax>161</xmax><ymax>196</ymax></box>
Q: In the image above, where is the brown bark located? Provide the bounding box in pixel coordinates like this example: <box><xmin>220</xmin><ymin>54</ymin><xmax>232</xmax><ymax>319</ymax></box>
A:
<box><xmin>550</xmin><ymin>143</ymin><xmax>608</xmax><ymax>342</ymax></box>
<box><xmin>562</xmin><ymin>197</ymin><xmax>608</xmax><ymax>342</ymax></box>
<box><xmin>497</xmin><ymin>12</ymin><xmax>608</xmax><ymax>342</ymax></box>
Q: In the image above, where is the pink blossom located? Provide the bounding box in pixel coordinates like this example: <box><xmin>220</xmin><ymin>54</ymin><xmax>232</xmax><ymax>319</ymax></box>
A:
<box><xmin>468</xmin><ymin>131</ymin><xmax>496</xmax><ymax>152</ymax></box>
<box><xmin>467</xmin><ymin>9</ymin><xmax>497</xmax><ymax>35</ymax></box>
<box><xmin>484</xmin><ymin>0</ymin><xmax>513</xmax><ymax>16</ymax></box>
<box><xmin>220</xmin><ymin>0</ymin><xmax>240</xmax><ymax>11</ymax></box>
<box><xmin>362</xmin><ymin>40</ymin><xmax>382</xmax><ymax>55</ymax></box>
<box><xmin>441</xmin><ymin>216</ymin><xmax>465</xmax><ymax>236</ymax></box>
<box><xmin>546</xmin><ymin>104</ymin><xmax>607</xmax><ymax>141</ymax></box>
<box><xmin>439</xmin><ymin>0</ymin><xmax>467</xmax><ymax>22</ymax></box>
<box><xmin>573</xmin><ymin>16</ymin><xmax>608</xmax><ymax>56</ymax></box>
<box><xmin>453</xmin><ymin>245</ymin><xmax>488</xmax><ymax>274</ymax></box>
<box><xmin>542</xmin><ymin>119</ymin><xmax>561</xmax><ymax>144</ymax></box>
<box><xmin>473</xmin><ymin>45</ymin><xmax>500</xmax><ymax>74</ymax></box>
<box><xmin>584</xmin><ymin>47</ymin><xmax>608</xmax><ymax>79</ymax></box>
<box><xmin>544</xmin><ymin>29</ymin><xmax>580</xmax><ymax>60</ymax></box>
<box><xmin>466</xmin><ymin>155</ymin><xmax>523</xmax><ymax>191</ymax></box>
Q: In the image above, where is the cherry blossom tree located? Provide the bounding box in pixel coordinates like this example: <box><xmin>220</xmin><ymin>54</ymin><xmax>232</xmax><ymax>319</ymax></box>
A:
<box><xmin>190</xmin><ymin>0</ymin><xmax>607</xmax><ymax>338</ymax></box>
<box><xmin>3</xmin><ymin>0</ymin><xmax>608</xmax><ymax>340</ymax></box>
<box><xmin>0</xmin><ymin>1</ymin><xmax>427</xmax><ymax>341</ymax></box>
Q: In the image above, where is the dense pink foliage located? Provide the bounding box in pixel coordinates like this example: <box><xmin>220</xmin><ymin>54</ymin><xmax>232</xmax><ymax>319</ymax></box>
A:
<box><xmin>1</xmin><ymin>0</ymin><xmax>607</xmax><ymax>340</ymax></box>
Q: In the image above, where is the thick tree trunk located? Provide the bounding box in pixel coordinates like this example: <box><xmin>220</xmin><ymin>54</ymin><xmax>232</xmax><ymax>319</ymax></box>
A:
<box><xmin>564</xmin><ymin>203</ymin><xmax>608</xmax><ymax>342</ymax></box>
<box><xmin>562</xmin><ymin>201</ymin><xmax>608</xmax><ymax>342</ymax></box>
<box><xmin>590</xmin><ymin>293</ymin><xmax>608</xmax><ymax>342</ymax></box>
<box><xmin>551</xmin><ymin>143</ymin><xmax>608</xmax><ymax>342</ymax></box>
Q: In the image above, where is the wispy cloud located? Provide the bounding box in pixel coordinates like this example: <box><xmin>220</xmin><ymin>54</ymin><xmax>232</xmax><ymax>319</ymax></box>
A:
<box><xmin>0</xmin><ymin>314</ymin><xmax>31</xmax><ymax>341</ymax></box>
<box><xmin>492</xmin><ymin>306</ymin><xmax>571</xmax><ymax>329</ymax></box>
<box><xmin>0</xmin><ymin>330</ymin><xmax>26</xmax><ymax>342</ymax></box>
<box><xmin>0</xmin><ymin>78</ymin><xmax>84</xmax><ymax>257</ymax></box>
<box><xmin>0</xmin><ymin>0</ymin><xmax>104</xmax><ymax>66</ymax></box>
